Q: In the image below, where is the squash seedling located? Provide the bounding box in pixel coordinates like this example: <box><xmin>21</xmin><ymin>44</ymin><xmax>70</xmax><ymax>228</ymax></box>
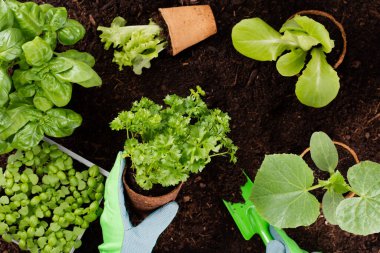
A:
<box><xmin>251</xmin><ymin>131</ymin><xmax>380</xmax><ymax>236</ymax></box>
<box><xmin>232</xmin><ymin>10</ymin><xmax>347</xmax><ymax>108</ymax></box>
<box><xmin>98</xmin><ymin>5</ymin><xmax>217</xmax><ymax>74</ymax></box>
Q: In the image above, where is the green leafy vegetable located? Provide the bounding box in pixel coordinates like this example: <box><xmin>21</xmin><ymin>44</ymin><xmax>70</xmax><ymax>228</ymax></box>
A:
<box><xmin>310</xmin><ymin>131</ymin><xmax>338</xmax><ymax>173</ymax></box>
<box><xmin>232</xmin><ymin>15</ymin><xmax>340</xmax><ymax>108</ymax></box>
<box><xmin>98</xmin><ymin>16</ymin><xmax>167</xmax><ymax>74</ymax></box>
<box><xmin>251</xmin><ymin>131</ymin><xmax>380</xmax><ymax>235</ymax></box>
<box><xmin>0</xmin><ymin>0</ymin><xmax>102</xmax><ymax>154</ymax></box>
<box><xmin>252</xmin><ymin>154</ymin><xmax>319</xmax><ymax>228</ymax></box>
<box><xmin>111</xmin><ymin>86</ymin><xmax>237</xmax><ymax>190</ymax></box>
<box><xmin>295</xmin><ymin>48</ymin><xmax>339</xmax><ymax>107</ymax></box>
<box><xmin>336</xmin><ymin>161</ymin><xmax>380</xmax><ymax>235</ymax></box>
<box><xmin>0</xmin><ymin>142</ymin><xmax>105</xmax><ymax>252</ymax></box>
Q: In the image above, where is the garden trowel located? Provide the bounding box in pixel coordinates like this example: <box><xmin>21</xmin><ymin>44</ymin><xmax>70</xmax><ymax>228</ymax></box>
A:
<box><xmin>223</xmin><ymin>173</ymin><xmax>306</xmax><ymax>253</ymax></box>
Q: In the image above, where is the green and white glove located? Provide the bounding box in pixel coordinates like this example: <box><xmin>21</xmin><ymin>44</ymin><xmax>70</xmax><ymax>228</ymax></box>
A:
<box><xmin>98</xmin><ymin>152</ymin><xmax>179</xmax><ymax>253</ymax></box>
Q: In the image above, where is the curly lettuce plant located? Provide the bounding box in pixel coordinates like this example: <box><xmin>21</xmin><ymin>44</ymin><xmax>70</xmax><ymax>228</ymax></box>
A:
<box><xmin>0</xmin><ymin>0</ymin><xmax>102</xmax><ymax>154</ymax></box>
<box><xmin>232</xmin><ymin>14</ymin><xmax>342</xmax><ymax>108</ymax></box>
<box><xmin>110</xmin><ymin>86</ymin><xmax>238</xmax><ymax>190</ymax></box>
<box><xmin>251</xmin><ymin>131</ymin><xmax>380</xmax><ymax>236</ymax></box>
<box><xmin>98</xmin><ymin>17</ymin><xmax>166</xmax><ymax>75</ymax></box>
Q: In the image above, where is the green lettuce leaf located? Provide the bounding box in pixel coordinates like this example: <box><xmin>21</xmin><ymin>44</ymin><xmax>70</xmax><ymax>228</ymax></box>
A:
<box><xmin>232</xmin><ymin>18</ymin><xmax>294</xmax><ymax>61</ymax></box>
<box><xmin>98</xmin><ymin>17</ymin><xmax>166</xmax><ymax>74</ymax></box>
<box><xmin>295</xmin><ymin>48</ymin><xmax>339</xmax><ymax>108</ymax></box>
<box><xmin>276</xmin><ymin>48</ymin><xmax>306</xmax><ymax>76</ymax></box>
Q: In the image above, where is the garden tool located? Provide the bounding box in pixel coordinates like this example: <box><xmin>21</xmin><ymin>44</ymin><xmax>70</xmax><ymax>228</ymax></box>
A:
<box><xmin>223</xmin><ymin>173</ymin><xmax>307</xmax><ymax>253</ymax></box>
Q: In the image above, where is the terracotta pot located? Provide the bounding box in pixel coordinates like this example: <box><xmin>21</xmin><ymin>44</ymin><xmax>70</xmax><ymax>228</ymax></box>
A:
<box><xmin>122</xmin><ymin>168</ymin><xmax>183</xmax><ymax>212</ymax></box>
<box><xmin>159</xmin><ymin>5</ymin><xmax>217</xmax><ymax>56</ymax></box>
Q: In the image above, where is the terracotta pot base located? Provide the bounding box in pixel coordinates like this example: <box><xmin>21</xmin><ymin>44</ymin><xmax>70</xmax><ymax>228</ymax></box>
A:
<box><xmin>122</xmin><ymin>168</ymin><xmax>183</xmax><ymax>212</ymax></box>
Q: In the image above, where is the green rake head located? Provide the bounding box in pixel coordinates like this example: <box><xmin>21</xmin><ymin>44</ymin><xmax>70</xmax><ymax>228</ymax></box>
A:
<box><xmin>223</xmin><ymin>173</ymin><xmax>271</xmax><ymax>242</ymax></box>
<box><xmin>223</xmin><ymin>173</ymin><xmax>307</xmax><ymax>253</ymax></box>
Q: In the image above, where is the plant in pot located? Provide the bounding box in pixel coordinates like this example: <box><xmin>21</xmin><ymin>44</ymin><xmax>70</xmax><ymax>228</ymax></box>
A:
<box><xmin>110</xmin><ymin>86</ymin><xmax>238</xmax><ymax>211</ymax></box>
<box><xmin>98</xmin><ymin>5</ymin><xmax>217</xmax><ymax>74</ymax></box>
<box><xmin>231</xmin><ymin>10</ymin><xmax>347</xmax><ymax>108</ymax></box>
<box><xmin>251</xmin><ymin>131</ymin><xmax>380</xmax><ymax>236</ymax></box>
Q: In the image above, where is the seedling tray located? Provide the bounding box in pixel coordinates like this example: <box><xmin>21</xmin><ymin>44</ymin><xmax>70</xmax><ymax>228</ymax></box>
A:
<box><xmin>6</xmin><ymin>137</ymin><xmax>109</xmax><ymax>253</ymax></box>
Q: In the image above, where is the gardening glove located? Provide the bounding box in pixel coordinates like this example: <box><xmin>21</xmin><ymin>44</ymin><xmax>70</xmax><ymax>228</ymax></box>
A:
<box><xmin>266</xmin><ymin>225</ymin><xmax>291</xmax><ymax>253</ymax></box>
<box><xmin>99</xmin><ymin>152</ymin><xmax>179</xmax><ymax>253</ymax></box>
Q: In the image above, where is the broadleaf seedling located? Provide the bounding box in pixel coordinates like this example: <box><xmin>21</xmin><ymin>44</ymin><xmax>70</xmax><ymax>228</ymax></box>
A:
<box><xmin>251</xmin><ymin>131</ymin><xmax>380</xmax><ymax>235</ymax></box>
<box><xmin>232</xmin><ymin>15</ymin><xmax>341</xmax><ymax>108</ymax></box>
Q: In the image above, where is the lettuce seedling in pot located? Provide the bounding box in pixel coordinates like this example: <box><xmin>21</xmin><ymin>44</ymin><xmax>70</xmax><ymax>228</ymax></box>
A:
<box><xmin>232</xmin><ymin>11</ymin><xmax>347</xmax><ymax>108</ymax></box>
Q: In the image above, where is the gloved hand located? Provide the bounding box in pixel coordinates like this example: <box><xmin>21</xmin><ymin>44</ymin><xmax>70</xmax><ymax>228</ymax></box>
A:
<box><xmin>266</xmin><ymin>225</ymin><xmax>290</xmax><ymax>253</ymax></box>
<box><xmin>98</xmin><ymin>152</ymin><xmax>179</xmax><ymax>253</ymax></box>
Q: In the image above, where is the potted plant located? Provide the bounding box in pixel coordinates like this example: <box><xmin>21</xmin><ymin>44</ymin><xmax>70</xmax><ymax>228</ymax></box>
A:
<box><xmin>231</xmin><ymin>10</ymin><xmax>347</xmax><ymax>108</ymax></box>
<box><xmin>251</xmin><ymin>131</ymin><xmax>380</xmax><ymax>236</ymax></box>
<box><xmin>98</xmin><ymin>5</ymin><xmax>217</xmax><ymax>74</ymax></box>
<box><xmin>0</xmin><ymin>0</ymin><xmax>102</xmax><ymax>154</ymax></box>
<box><xmin>110</xmin><ymin>86</ymin><xmax>238</xmax><ymax>211</ymax></box>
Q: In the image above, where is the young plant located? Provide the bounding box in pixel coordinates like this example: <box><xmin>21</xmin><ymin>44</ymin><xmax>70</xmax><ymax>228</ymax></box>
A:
<box><xmin>0</xmin><ymin>0</ymin><xmax>102</xmax><ymax>154</ymax></box>
<box><xmin>110</xmin><ymin>86</ymin><xmax>238</xmax><ymax>190</ymax></box>
<box><xmin>98</xmin><ymin>17</ymin><xmax>167</xmax><ymax>75</ymax></box>
<box><xmin>232</xmin><ymin>14</ymin><xmax>342</xmax><ymax>108</ymax></box>
<box><xmin>251</xmin><ymin>131</ymin><xmax>380</xmax><ymax>236</ymax></box>
<box><xmin>0</xmin><ymin>142</ymin><xmax>104</xmax><ymax>253</ymax></box>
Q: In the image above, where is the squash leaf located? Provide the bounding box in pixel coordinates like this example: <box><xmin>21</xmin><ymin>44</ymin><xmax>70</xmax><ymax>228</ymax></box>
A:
<box><xmin>310</xmin><ymin>131</ymin><xmax>338</xmax><ymax>173</ymax></box>
<box><xmin>336</xmin><ymin>161</ymin><xmax>380</xmax><ymax>235</ymax></box>
<box><xmin>251</xmin><ymin>154</ymin><xmax>320</xmax><ymax>228</ymax></box>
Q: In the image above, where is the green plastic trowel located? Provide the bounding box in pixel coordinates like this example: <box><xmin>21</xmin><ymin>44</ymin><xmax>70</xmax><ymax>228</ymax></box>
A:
<box><xmin>223</xmin><ymin>173</ymin><xmax>306</xmax><ymax>253</ymax></box>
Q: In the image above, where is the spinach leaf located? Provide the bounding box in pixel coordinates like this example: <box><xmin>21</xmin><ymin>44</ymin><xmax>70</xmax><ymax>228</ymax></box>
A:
<box><xmin>21</xmin><ymin>36</ymin><xmax>53</xmax><ymax>66</ymax></box>
<box><xmin>7</xmin><ymin>1</ymin><xmax>45</xmax><ymax>39</ymax></box>
<box><xmin>57</xmin><ymin>19</ymin><xmax>85</xmax><ymax>45</ymax></box>
<box><xmin>12</xmin><ymin>122</ymin><xmax>44</xmax><ymax>149</ymax></box>
<box><xmin>0</xmin><ymin>68</ymin><xmax>11</xmax><ymax>106</ymax></box>
<box><xmin>39</xmin><ymin>73</ymin><xmax>72</xmax><ymax>107</ymax></box>
<box><xmin>0</xmin><ymin>0</ymin><xmax>14</xmax><ymax>31</ymax></box>
<box><xmin>42</xmin><ymin>108</ymin><xmax>82</xmax><ymax>137</ymax></box>
<box><xmin>56</xmin><ymin>49</ymin><xmax>95</xmax><ymax>67</ymax></box>
<box><xmin>44</xmin><ymin>7</ymin><xmax>67</xmax><ymax>31</ymax></box>
<box><xmin>0</xmin><ymin>28</ymin><xmax>24</xmax><ymax>62</ymax></box>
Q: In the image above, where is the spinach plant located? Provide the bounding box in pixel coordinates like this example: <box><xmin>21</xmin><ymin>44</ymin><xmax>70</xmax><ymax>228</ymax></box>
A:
<box><xmin>251</xmin><ymin>131</ymin><xmax>380</xmax><ymax>235</ymax></box>
<box><xmin>111</xmin><ymin>86</ymin><xmax>238</xmax><ymax>190</ymax></box>
<box><xmin>0</xmin><ymin>142</ymin><xmax>104</xmax><ymax>253</ymax></box>
<box><xmin>0</xmin><ymin>0</ymin><xmax>102</xmax><ymax>154</ymax></box>
<box><xmin>232</xmin><ymin>15</ymin><xmax>340</xmax><ymax>108</ymax></box>
<box><xmin>98</xmin><ymin>17</ymin><xmax>167</xmax><ymax>75</ymax></box>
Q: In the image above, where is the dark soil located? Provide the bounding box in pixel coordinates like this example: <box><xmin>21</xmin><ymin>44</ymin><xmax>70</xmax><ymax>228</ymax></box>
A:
<box><xmin>1</xmin><ymin>0</ymin><xmax>379</xmax><ymax>252</ymax></box>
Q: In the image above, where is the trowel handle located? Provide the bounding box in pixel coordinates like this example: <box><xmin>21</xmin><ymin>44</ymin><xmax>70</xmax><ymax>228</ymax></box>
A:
<box><xmin>247</xmin><ymin>207</ymin><xmax>273</xmax><ymax>245</ymax></box>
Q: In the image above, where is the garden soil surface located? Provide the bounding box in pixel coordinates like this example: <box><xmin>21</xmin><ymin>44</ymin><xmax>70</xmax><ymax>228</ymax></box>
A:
<box><xmin>1</xmin><ymin>0</ymin><xmax>380</xmax><ymax>252</ymax></box>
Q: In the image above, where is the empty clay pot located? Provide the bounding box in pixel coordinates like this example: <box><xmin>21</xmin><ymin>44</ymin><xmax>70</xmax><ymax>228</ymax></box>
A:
<box><xmin>159</xmin><ymin>5</ymin><xmax>217</xmax><ymax>56</ymax></box>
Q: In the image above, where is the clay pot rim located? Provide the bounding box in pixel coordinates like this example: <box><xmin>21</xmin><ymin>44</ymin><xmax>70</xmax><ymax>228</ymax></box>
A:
<box><xmin>300</xmin><ymin>140</ymin><xmax>359</xmax><ymax>199</ymax></box>
<box><xmin>122</xmin><ymin>166</ymin><xmax>184</xmax><ymax>200</ymax></box>
<box><xmin>288</xmin><ymin>10</ymin><xmax>347</xmax><ymax>69</ymax></box>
